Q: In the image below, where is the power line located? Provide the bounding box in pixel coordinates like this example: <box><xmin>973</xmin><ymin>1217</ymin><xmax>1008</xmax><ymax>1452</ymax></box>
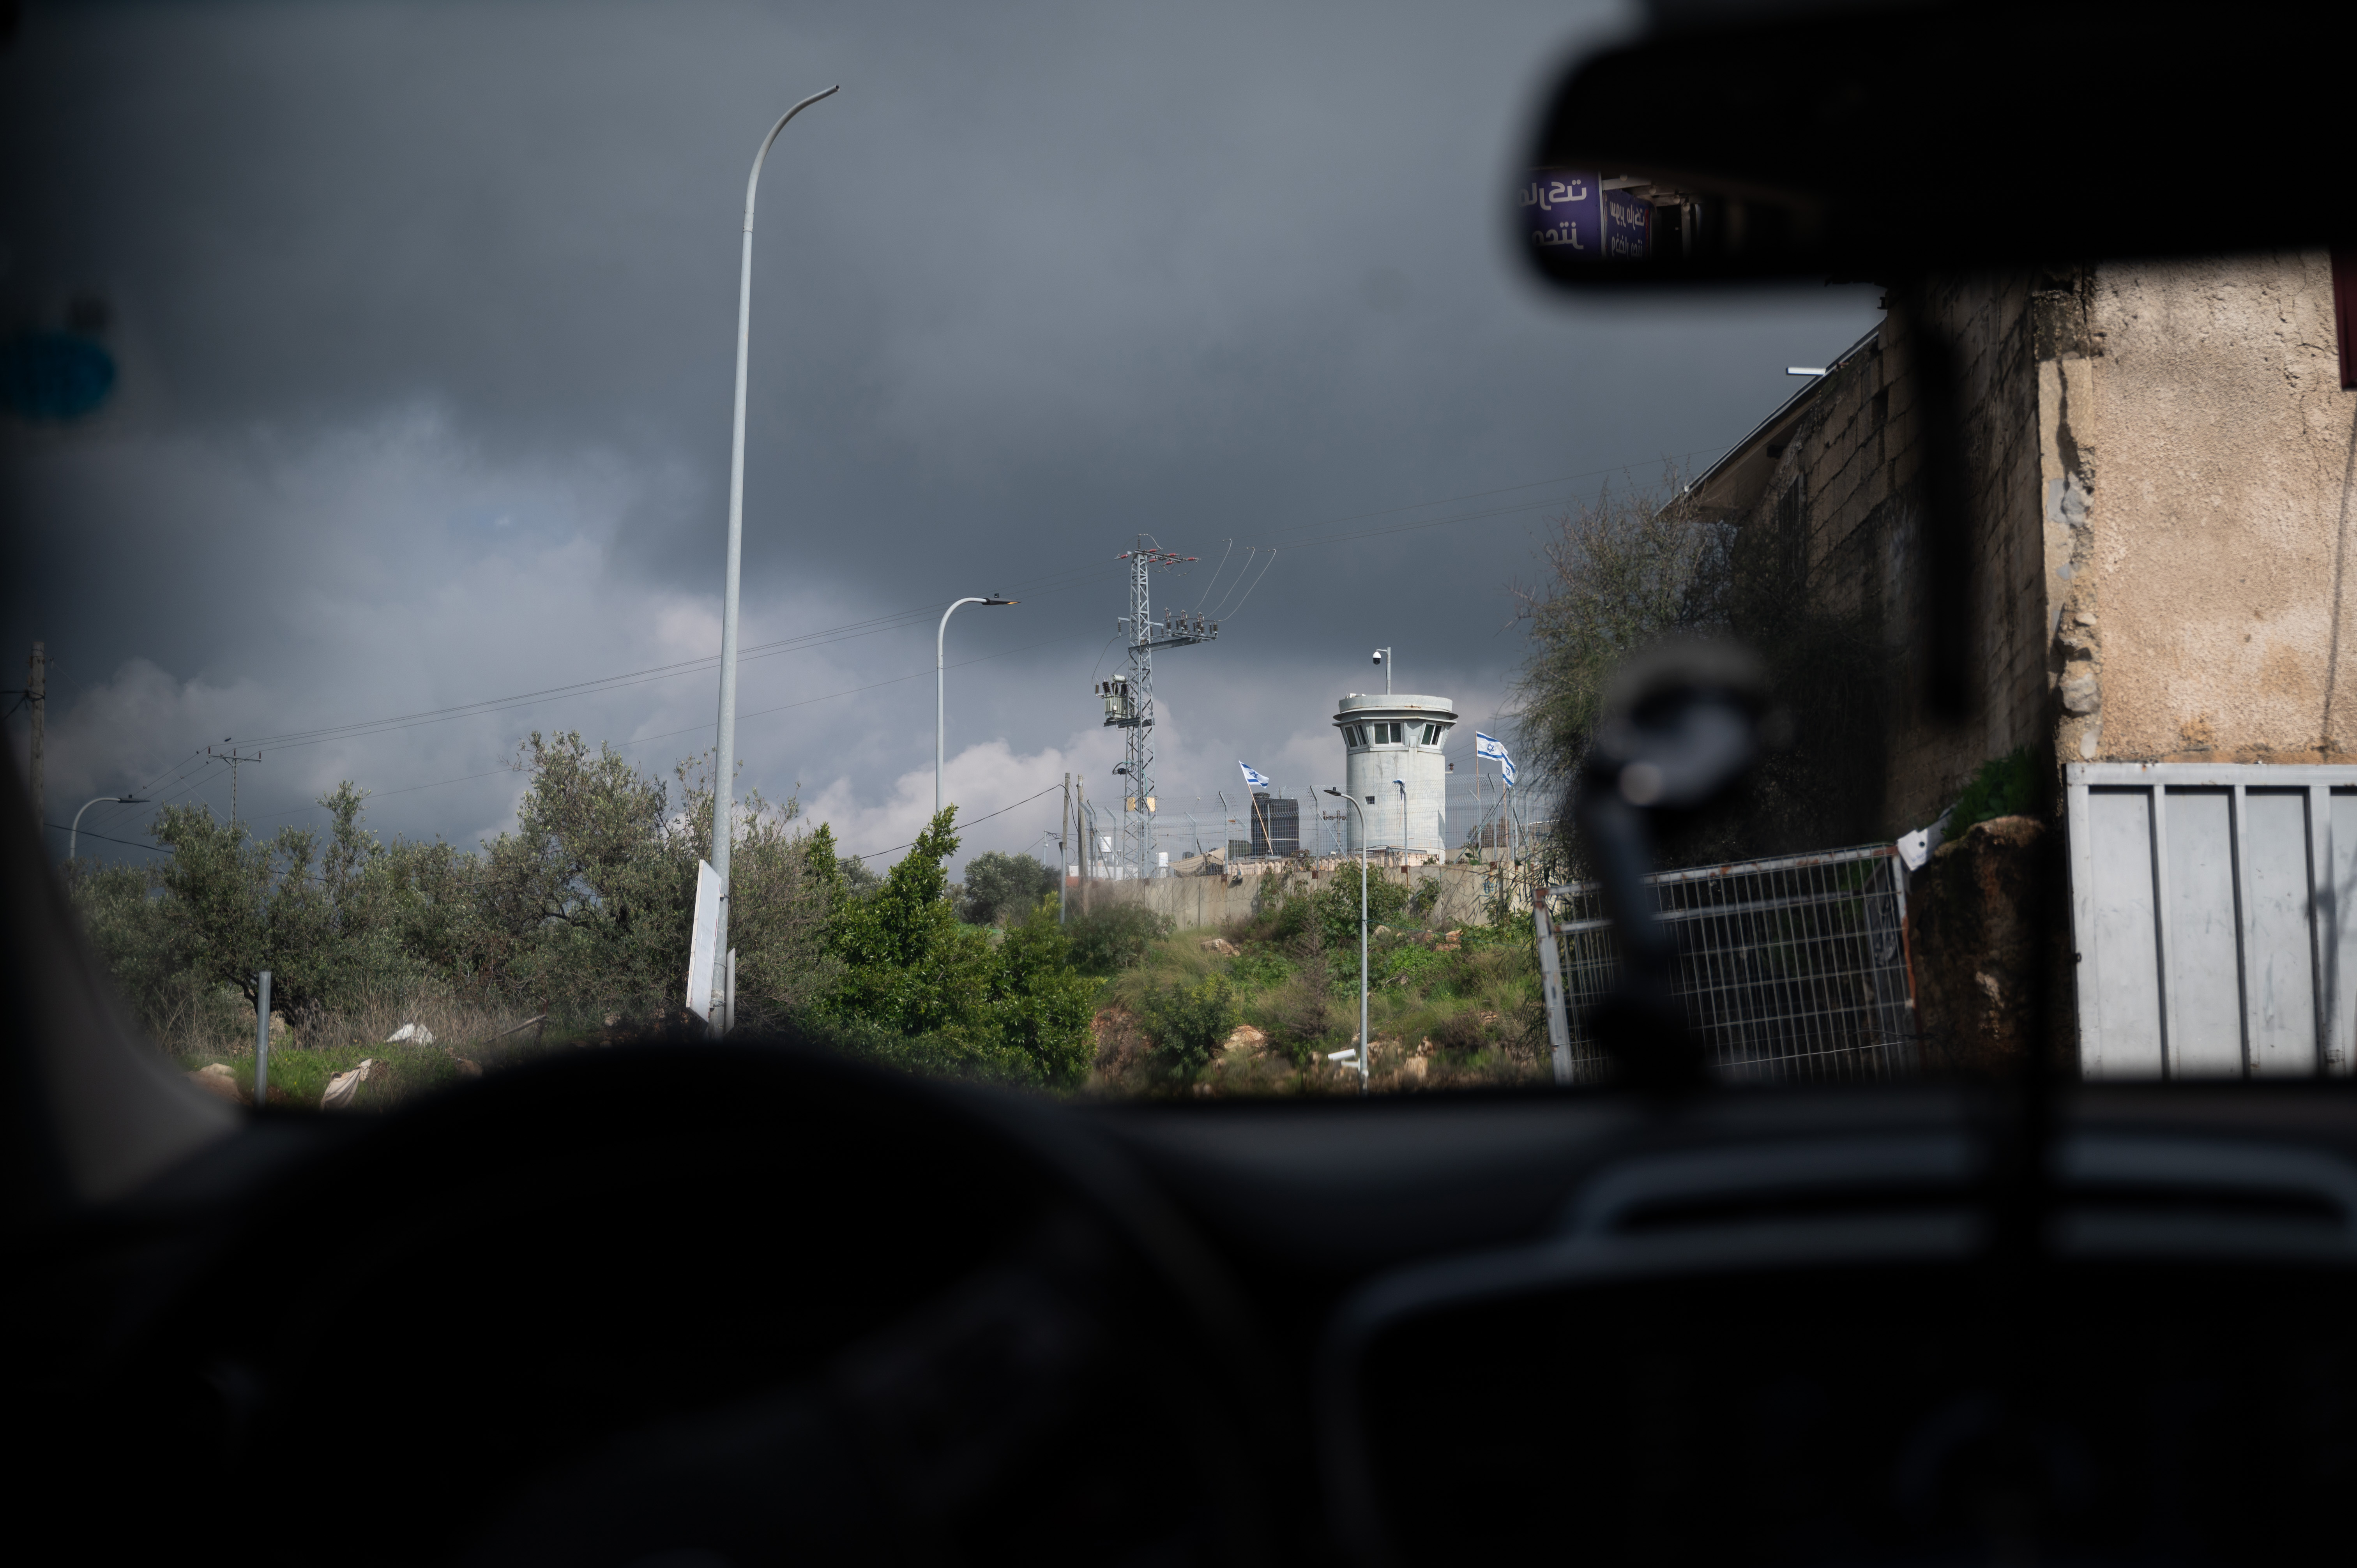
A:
<box><xmin>233</xmin><ymin>569</ymin><xmax>1117</xmax><ymax>754</ymax></box>
<box><xmin>121</xmin><ymin>448</ymin><xmax>1719</xmax><ymax>793</ymax></box>
<box><xmin>239</xmin><ymin>631</ymin><xmax>1097</xmax><ymax>825</ymax></box>
<box><xmin>1254</xmin><ymin>448</ymin><xmax>1714</xmax><ymax>548</ymax></box>
<box><xmin>850</xmin><ymin>782</ymin><xmax>1063</xmax><ymax>862</ymax></box>
<box><xmin>46</xmin><ymin>821</ymin><xmax>169</xmax><ymax>855</ymax></box>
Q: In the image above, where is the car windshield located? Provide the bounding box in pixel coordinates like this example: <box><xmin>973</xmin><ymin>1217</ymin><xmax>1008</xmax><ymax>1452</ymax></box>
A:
<box><xmin>7</xmin><ymin>1</ymin><xmax>2353</xmax><ymax>1107</ymax></box>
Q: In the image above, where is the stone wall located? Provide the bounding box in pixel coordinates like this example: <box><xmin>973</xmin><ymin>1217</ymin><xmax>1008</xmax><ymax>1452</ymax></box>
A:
<box><xmin>1715</xmin><ymin>272</ymin><xmax>2055</xmax><ymax>837</ymax></box>
<box><xmin>1710</xmin><ymin>254</ymin><xmax>2357</xmax><ymax>824</ymax></box>
<box><xmin>1062</xmin><ymin>858</ymin><xmax>1529</xmax><ymax>933</ymax></box>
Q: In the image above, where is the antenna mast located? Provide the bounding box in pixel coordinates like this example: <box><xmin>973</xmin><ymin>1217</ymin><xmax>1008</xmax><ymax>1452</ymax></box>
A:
<box><xmin>1097</xmin><ymin>536</ymin><xmax>1217</xmax><ymax>881</ymax></box>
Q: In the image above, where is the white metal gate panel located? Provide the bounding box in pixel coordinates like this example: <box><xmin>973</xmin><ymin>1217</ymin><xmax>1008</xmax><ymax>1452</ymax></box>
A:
<box><xmin>2066</xmin><ymin>763</ymin><xmax>2357</xmax><ymax>1079</ymax></box>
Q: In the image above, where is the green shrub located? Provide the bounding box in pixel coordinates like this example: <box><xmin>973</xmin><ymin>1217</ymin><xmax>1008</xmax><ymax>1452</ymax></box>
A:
<box><xmin>1227</xmin><ymin>946</ymin><xmax>1292</xmax><ymax>991</ymax></box>
<box><xmin>957</xmin><ymin>851</ymin><xmax>1059</xmax><ymax>927</ymax></box>
<box><xmin>1255</xmin><ymin>962</ymin><xmax>1332</xmax><ymax>1061</ymax></box>
<box><xmin>1138</xmin><ymin>972</ymin><xmax>1236</xmax><ymax>1078</ymax></box>
<box><xmin>1065</xmin><ymin>902</ymin><xmax>1170</xmax><ymax>974</ymax></box>
<box><xmin>1429</xmin><ymin>1007</ymin><xmax>1492</xmax><ymax>1055</ymax></box>
<box><xmin>1948</xmin><ymin>747</ymin><xmax>2039</xmax><ymax>836</ymax></box>
<box><xmin>1376</xmin><ymin>943</ymin><xmax>1448</xmax><ymax>990</ymax></box>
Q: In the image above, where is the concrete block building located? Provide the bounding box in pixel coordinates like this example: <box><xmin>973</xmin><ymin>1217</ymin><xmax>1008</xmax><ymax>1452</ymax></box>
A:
<box><xmin>1689</xmin><ymin>250</ymin><xmax>2357</xmax><ymax>1077</ymax></box>
<box><xmin>1691</xmin><ymin>251</ymin><xmax>2357</xmax><ymax>825</ymax></box>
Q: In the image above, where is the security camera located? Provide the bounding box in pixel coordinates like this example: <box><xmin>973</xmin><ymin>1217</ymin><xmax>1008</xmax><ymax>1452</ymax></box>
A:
<box><xmin>1371</xmin><ymin>651</ymin><xmax>1384</xmax><ymax>664</ymax></box>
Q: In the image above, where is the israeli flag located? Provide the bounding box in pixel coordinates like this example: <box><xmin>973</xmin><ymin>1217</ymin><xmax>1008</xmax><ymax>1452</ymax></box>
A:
<box><xmin>1238</xmin><ymin>761</ymin><xmax>1272</xmax><ymax>791</ymax></box>
<box><xmin>1476</xmin><ymin>731</ymin><xmax>1516</xmax><ymax>785</ymax></box>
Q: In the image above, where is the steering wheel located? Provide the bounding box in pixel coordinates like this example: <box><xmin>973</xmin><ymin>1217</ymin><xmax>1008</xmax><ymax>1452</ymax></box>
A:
<box><xmin>90</xmin><ymin>1042</ymin><xmax>1274</xmax><ymax>1566</ymax></box>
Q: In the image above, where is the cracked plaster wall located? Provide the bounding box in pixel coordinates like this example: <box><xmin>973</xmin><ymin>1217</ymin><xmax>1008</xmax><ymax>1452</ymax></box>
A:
<box><xmin>2061</xmin><ymin>250</ymin><xmax>2357</xmax><ymax>763</ymax></box>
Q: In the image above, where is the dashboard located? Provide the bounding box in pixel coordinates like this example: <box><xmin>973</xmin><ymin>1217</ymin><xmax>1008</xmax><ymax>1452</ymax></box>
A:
<box><xmin>24</xmin><ymin>1046</ymin><xmax>2357</xmax><ymax>1565</ymax></box>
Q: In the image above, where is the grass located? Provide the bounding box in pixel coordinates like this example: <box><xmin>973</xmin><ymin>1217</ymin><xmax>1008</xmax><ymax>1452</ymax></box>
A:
<box><xmin>150</xmin><ymin>895</ymin><xmax>1552</xmax><ymax>1107</ymax></box>
<box><xmin>1087</xmin><ymin>887</ymin><xmax>1550</xmax><ymax>1098</ymax></box>
<box><xmin>168</xmin><ymin>987</ymin><xmax>583</xmax><ymax>1111</ymax></box>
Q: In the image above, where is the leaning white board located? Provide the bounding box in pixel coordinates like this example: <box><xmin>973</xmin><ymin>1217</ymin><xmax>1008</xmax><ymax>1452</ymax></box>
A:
<box><xmin>685</xmin><ymin>859</ymin><xmax>721</xmax><ymax>1019</ymax></box>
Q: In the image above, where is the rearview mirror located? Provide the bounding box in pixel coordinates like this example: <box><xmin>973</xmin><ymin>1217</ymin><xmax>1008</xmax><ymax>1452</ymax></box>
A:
<box><xmin>1519</xmin><ymin>0</ymin><xmax>2348</xmax><ymax>287</ymax></box>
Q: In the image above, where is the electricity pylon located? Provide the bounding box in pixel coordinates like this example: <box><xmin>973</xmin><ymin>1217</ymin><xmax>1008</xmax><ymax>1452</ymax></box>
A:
<box><xmin>1094</xmin><ymin>537</ymin><xmax>1217</xmax><ymax>881</ymax></box>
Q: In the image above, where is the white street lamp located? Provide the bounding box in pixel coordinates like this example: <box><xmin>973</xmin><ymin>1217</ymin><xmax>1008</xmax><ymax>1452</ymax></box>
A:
<box><xmin>69</xmin><ymin>795</ymin><xmax>145</xmax><ymax>860</ymax></box>
<box><xmin>937</xmin><ymin>596</ymin><xmax>1017</xmax><ymax>818</ymax></box>
<box><xmin>710</xmin><ymin>85</ymin><xmax>837</xmax><ymax>1009</ymax></box>
<box><xmin>1323</xmin><ymin>786</ymin><xmax>1371</xmax><ymax>1094</ymax></box>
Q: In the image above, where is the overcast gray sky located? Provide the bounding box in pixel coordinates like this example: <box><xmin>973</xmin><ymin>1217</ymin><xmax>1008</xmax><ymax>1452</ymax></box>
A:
<box><xmin>2</xmin><ymin>0</ymin><xmax>1876</xmax><ymax>874</ymax></box>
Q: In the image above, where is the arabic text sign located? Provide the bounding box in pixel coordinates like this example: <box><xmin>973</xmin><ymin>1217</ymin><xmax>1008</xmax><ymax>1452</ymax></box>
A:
<box><xmin>1525</xmin><ymin>172</ymin><xmax>1657</xmax><ymax>262</ymax></box>
<box><xmin>1603</xmin><ymin>187</ymin><xmax>1652</xmax><ymax>259</ymax></box>
<box><xmin>1521</xmin><ymin>171</ymin><xmax>1600</xmax><ymax>255</ymax></box>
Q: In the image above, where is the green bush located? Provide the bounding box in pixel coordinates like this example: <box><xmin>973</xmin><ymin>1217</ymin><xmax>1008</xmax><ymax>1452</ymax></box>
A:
<box><xmin>1138</xmin><ymin>972</ymin><xmax>1236</xmax><ymax>1078</ymax></box>
<box><xmin>1254</xmin><ymin>959</ymin><xmax>1333</xmax><ymax>1061</ymax></box>
<box><xmin>956</xmin><ymin>851</ymin><xmax>1059</xmax><ymax>927</ymax></box>
<box><xmin>1375</xmin><ymin>943</ymin><xmax>1448</xmax><ymax>990</ymax></box>
<box><xmin>1227</xmin><ymin>946</ymin><xmax>1292</xmax><ymax>991</ymax></box>
<box><xmin>1309</xmin><ymin>872</ymin><xmax>1413</xmax><ymax>976</ymax></box>
<box><xmin>1948</xmin><ymin>747</ymin><xmax>2039</xmax><ymax>836</ymax></box>
<box><xmin>1065</xmin><ymin>902</ymin><xmax>1170</xmax><ymax>974</ymax></box>
<box><xmin>69</xmin><ymin>738</ymin><xmax>1105</xmax><ymax>1087</ymax></box>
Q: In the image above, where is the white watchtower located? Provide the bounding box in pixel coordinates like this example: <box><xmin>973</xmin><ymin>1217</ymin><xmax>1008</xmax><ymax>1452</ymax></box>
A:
<box><xmin>1334</xmin><ymin>692</ymin><xmax>1457</xmax><ymax>854</ymax></box>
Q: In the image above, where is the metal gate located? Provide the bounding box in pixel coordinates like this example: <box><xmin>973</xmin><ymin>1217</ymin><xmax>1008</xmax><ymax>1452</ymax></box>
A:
<box><xmin>1537</xmin><ymin>845</ymin><xmax>1918</xmax><ymax>1086</ymax></box>
<box><xmin>2066</xmin><ymin>763</ymin><xmax>2357</xmax><ymax>1079</ymax></box>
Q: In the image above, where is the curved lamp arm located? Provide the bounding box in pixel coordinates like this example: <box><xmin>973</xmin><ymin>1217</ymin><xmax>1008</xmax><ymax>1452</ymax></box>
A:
<box><xmin>936</xmin><ymin>595</ymin><xmax>1017</xmax><ymax>818</ymax></box>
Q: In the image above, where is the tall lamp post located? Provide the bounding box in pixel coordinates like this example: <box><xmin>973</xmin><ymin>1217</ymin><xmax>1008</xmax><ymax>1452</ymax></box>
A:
<box><xmin>709</xmin><ymin>85</ymin><xmax>838</xmax><ymax>1010</ymax></box>
<box><xmin>1323</xmin><ymin>787</ymin><xmax>1371</xmax><ymax>1094</ymax></box>
<box><xmin>937</xmin><ymin>596</ymin><xmax>1016</xmax><ymax>818</ymax></box>
<box><xmin>69</xmin><ymin>795</ymin><xmax>145</xmax><ymax>860</ymax></box>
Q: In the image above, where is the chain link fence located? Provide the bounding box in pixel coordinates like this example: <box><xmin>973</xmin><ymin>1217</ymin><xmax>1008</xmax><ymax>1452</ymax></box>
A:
<box><xmin>1537</xmin><ymin>845</ymin><xmax>1918</xmax><ymax>1086</ymax></box>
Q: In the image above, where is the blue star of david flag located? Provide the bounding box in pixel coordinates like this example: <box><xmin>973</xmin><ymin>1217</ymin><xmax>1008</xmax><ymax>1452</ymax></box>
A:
<box><xmin>1238</xmin><ymin>761</ymin><xmax>1272</xmax><ymax>791</ymax></box>
<box><xmin>1475</xmin><ymin>731</ymin><xmax>1515</xmax><ymax>785</ymax></box>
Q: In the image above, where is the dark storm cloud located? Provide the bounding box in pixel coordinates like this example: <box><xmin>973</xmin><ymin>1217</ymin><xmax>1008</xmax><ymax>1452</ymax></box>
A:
<box><xmin>1</xmin><ymin>0</ymin><xmax>1878</xmax><ymax>869</ymax></box>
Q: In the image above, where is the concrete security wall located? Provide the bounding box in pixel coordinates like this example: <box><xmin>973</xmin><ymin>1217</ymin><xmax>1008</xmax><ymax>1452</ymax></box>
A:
<box><xmin>1064</xmin><ymin>858</ymin><xmax>1527</xmax><ymax>933</ymax></box>
<box><xmin>2053</xmin><ymin>252</ymin><xmax>2357</xmax><ymax>765</ymax></box>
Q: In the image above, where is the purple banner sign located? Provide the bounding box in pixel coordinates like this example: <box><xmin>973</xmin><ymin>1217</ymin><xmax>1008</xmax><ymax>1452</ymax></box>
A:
<box><xmin>1603</xmin><ymin>186</ymin><xmax>1653</xmax><ymax>260</ymax></box>
<box><xmin>1521</xmin><ymin>170</ymin><xmax>1602</xmax><ymax>257</ymax></box>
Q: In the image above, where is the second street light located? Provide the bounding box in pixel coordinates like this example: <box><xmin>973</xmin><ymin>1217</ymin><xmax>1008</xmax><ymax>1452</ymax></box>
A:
<box><xmin>938</xmin><ymin>595</ymin><xmax>1016</xmax><ymax>817</ymax></box>
<box><xmin>69</xmin><ymin>795</ymin><xmax>146</xmax><ymax>860</ymax></box>
<box><xmin>1322</xmin><ymin>786</ymin><xmax>1371</xmax><ymax>1094</ymax></box>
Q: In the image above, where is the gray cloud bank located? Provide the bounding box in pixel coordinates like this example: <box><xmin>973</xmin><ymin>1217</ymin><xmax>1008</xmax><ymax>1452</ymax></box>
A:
<box><xmin>2</xmin><ymin>0</ymin><xmax>1876</xmax><ymax>872</ymax></box>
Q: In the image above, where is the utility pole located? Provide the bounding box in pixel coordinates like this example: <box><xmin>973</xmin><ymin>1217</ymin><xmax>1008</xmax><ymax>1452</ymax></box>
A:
<box><xmin>26</xmin><ymin>641</ymin><xmax>44</xmax><ymax>829</ymax></box>
<box><xmin>209</xmin><ymin>744</ymin><xmax>262</xmax><ymax>830</ymax></box>
<box><xmin>1059</xmin><ymin>771</ymin><xmax>1071</xmax><ymax>925</ymax></box>
<box><xmin>1074</xmin><ymin>777</ymin><xmax>1088</xmax><ymax>912</ymax></box>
